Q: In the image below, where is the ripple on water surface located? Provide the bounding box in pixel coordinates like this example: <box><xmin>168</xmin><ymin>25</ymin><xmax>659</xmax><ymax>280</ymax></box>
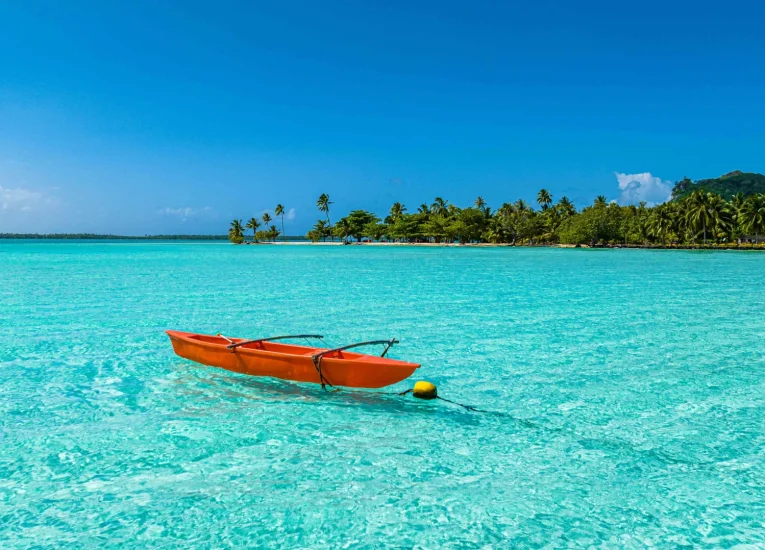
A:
<box><xmin>2</xmin><ymin>242</ymin><xmax>765</xmax><ymax>547</ymax></box>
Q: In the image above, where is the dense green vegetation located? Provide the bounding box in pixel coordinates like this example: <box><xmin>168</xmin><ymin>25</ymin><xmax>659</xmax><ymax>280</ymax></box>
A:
<box><xmin>228</xmin><ymin>173</ymin><xmax>765</xmax><ymax>247</ymax></box>
<box><xmin>229</xmin><ymin>209</ymin><xmax>281</xmax><ymax>243</ymax></box>
<box><xmin>303</xmin><ymin>193</ymin><xmax>765</xmax><ymax>247</ymax></box>
<box><xmin>671</xmin><ymin>171</ymin><xmax>765</xmax><ymax>201</ymax></box>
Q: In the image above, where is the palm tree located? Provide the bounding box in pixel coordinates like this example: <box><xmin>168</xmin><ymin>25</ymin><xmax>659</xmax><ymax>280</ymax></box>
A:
<box><xmin>431</xmin><ymin>197</ymin><xmax>449</xmax><ymax>216</ymax></box>
<box><xmin>514</xmin><ymin>199</ymin><xmax>529</xmax><ymax>212</ymax></box>
<box><xmin>731</xmin><ymin>192</ymin><xmax>746</xmax><ymax>213</ymax></box>
<box><xmin>274</xmin><ymin>204</ymin><xmax>286</xmax><ymax>242</ymax></box>
<box><xmin>389</xmin><ymin>202</ymin><xmax>406</xmax><ymax>222</ymax></box>
<box><xmin>537</xmin><ymin>189</ymin><xmax>552</xmax><ymax>210</ymax></box>
<box><xmin>557</xmin><ymin>196</ymin><xmax>576</xmax><ymax>217</ymax></box>
<box><xmin>729</xmin><ymin>192</ymin><xmax>745</xmax><ymax>239</ymax></box>
<box><xmin>268</xmin><ymin>224</ymin><xmax>280</xmax><ymax>242</ymax></box>
<box><xmin>317</xmin><ymin>194</ymin><xmax>332</xmax><ymax>241</ymax></box>
<box><xmin>417</xmin><ymin>204</ymin><xmax>430</xmax><ymax>215</ymax></box>
<box><xmin>245</xmin><ymin>217</ymin><xmax>261</xmax><ymax>242</ymax></box>
<box><xmin>685</xmin><ymin>190</ymin><xmax>712</xmax><ymax>244</ymax></box>
<box><xmin>497</xmin><ymin>202</ymin><xmax>514</xmax><ymax>217</ymax></box>
<box><xmin>707</xmin><ymin>194</ymin><xmax>733</xmax><ymax>242</ymax></box>
<box><xmin>646</xmin><ymin>205</ymin><xmax>672</xmax><ymax>245</ymax></box>
<box><xmin>474</xmin><ymin>196</ymin><xmax>487</xmax><ymax>209</ymax></box>
<box><xmin>311</xmin><ymin>219</ymin><xmax>330</xmax><ymax>242</ymax></box>
<box><xmin>667</xmin><ymin>202</ymin><xmax>685</xmax><ymax>243</ymax></box>
<box><xmin>484</xmin><ymin>227</ymin><xmax>501</xmax><ymax>244</ymax></box>
<box><xmin>228</xmin><ymin>219</ymin><xmax>244</xmax><ymax>243</ymax></box>
<box><xmin>262</xmin><ymin>212</ymin><xmax>272</xmax><ymax>228</ymax></box>
<box><xmin>594</xmin><ymin>195</ymin><xmax>608</xmax><ymax>207</ymax></box>
<box><xmin>739</xmin><ymin>193</ymin><xmax>765</xmax><ymax>244</ymax></box>
<box><xmin>334</xmin><ymin>218</ymin><xmax>351</xmax><ymax>243</ymax></box>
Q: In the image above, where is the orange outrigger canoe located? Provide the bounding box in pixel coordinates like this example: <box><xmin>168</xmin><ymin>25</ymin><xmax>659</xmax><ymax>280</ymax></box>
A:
<box><xmin>166</xmin><ymin>330</ymin><xmax>420</xmax><ymax>389</ymax></box>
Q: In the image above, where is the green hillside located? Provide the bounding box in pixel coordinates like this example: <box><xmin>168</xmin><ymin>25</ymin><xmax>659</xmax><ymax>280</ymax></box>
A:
<box><xmin>671</xmin><ymin>170</ymin><xmax>765</xmax><ymax>200</ymax></box>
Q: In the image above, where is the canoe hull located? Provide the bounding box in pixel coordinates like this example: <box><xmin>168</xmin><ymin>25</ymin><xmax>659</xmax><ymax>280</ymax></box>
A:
<box><xmin>166</xmin><ymin>330</ymin><xmax>420</xmax><ymax>389</ymax></box>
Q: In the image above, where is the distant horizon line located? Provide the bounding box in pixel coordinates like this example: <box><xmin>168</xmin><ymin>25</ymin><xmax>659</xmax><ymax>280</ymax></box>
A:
<box><xmin>0</xmin><ymin>233</ymin><xmax>311</xmax><ymax>240</ymax></box>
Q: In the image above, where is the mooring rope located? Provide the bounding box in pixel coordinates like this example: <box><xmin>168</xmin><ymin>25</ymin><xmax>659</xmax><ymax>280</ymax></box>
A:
<box><xmin>397</xmin><ymin>388</ymin><xmax>480</xmax><ymax>412</ymax></box>
<box><xmin>433</xmin><ymin>395</ymin><xmax>479</xmax><ymax>412</ymax></box>
<box><xmin>311</xmin><ymin>354</ymin><xmax>334</xmax><ymax>391</ymax></box>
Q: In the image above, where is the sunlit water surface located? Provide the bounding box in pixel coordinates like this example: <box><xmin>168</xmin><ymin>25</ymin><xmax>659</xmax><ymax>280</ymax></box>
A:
<box><xmin>2</xmin><ymin>242</ymin><xmax>765</xmax><ymax>547</ymax></box>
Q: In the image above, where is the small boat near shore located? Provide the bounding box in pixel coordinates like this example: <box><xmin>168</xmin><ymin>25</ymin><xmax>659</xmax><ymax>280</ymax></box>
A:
<box><xmin>166</xmin><ymin>330</ymin><xmax>420</xmax><ymax>389</ymax></box>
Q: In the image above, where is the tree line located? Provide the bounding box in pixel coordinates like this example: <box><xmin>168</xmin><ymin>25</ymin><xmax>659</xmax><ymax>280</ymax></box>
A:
<box><xmin>228</xmin><ymin>204</ymin><xmax>288</xmax><ymax>244</ymax></box>
<box><xmin>230</xmin><ymin>190</ymin><xmax>765</xmax><ymax>246</ymax></box>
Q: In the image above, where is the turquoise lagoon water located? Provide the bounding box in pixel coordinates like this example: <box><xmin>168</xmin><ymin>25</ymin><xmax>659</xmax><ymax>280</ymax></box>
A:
<box><xmin>2</xmin><ymin>241</ymin><xmax>765</xmax><ymax>548</ymax></box>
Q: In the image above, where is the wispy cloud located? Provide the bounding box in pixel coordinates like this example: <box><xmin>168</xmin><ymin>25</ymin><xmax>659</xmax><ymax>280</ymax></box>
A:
<box><xmin>285</xmin><ymin>208</ymin><xmax>296</xmax><ymax>221</ymax></box>
<box><xmin>0</xmin><ymin>185</ymin><xmax>58</xmax><ymax>212</ymax></box>
<box><xmin>615</xmin><ymin>172</ymin><xmax>672</xmax><ymax>206</ymax></box>
<box><xmin>158</xmin><ymin>206</ymin><xmax>214</xmax><ymax>223</ymax></box>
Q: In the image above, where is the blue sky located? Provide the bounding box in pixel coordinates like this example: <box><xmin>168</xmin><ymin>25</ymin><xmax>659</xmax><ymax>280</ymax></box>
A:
<box><xmin>1</xmin><ymin>0</ymin><xmax>763</xmax><ymax>234</ymax></box>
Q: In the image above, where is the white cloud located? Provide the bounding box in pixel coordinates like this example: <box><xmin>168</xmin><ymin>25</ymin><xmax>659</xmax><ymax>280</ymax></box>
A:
<box><xmin>0</xmin><ymin>169</ymin><xmax>65</xmax><ymax>232</ymax></box>
<box><xmin>0</xmin><ymin>185</ymin><xmax>53</xmax><ymax>211</ymax></box>
<box><xmin>285</xmin><ymin>208</ymin><xmax>296</xmax><ymax>221</ymax></box>
<box><xmin>158</xmin><ymin>206</ymin><xmax>213</xmax><ymax>223</ymax></box>
<box><xmin>614</xmin><ymin>172</ymin><xmax>672</xmax><ymax>206</ymax></box>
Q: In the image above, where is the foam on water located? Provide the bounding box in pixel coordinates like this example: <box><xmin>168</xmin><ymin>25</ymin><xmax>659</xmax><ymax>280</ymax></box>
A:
<box><xmin>2</xmin><ymin>242</ymin><xmax>765</xmax><ymax>547</ymax></box>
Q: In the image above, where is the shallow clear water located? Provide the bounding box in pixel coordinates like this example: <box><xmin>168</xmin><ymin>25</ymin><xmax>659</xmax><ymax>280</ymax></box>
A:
<box><xmin>2</xmin><ymin>242</ymin><xmax>765</xmax><ymax>547</ymax></box>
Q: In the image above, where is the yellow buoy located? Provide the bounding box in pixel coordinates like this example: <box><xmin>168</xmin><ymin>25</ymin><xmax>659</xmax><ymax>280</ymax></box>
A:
<box><xmin>412</xmin><ymin>380</ymin><xmax>437</xmax><ymax>400</ymax></box>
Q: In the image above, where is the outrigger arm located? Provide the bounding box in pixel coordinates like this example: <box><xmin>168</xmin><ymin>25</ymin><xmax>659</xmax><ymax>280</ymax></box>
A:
<box><xmin>225</xmin><ymin>334</ymin><xmax>324</xmax><ymax>351</ymax></box>
<box><xmin>311</xmin><ymin>339</ymin><xmax>399</xmax><ymax>360</ymax></box>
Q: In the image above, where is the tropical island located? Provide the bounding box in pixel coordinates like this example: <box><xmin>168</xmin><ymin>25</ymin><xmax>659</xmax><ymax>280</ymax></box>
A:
<box><xmin>228</xmin><ymin>172</ymin><xmax>765</xmax><ymax>248</ymax></box>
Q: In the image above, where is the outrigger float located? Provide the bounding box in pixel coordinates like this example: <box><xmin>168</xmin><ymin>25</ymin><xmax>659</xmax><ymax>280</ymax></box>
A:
<box><xmin>166</xmin><ymin>330</ymin><xmax>420</xmax><ymax>389</ymax></box>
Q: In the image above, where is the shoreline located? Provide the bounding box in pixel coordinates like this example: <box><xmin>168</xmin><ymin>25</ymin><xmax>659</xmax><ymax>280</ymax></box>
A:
<box><xmin>3</xmin><ymin>238</ymin><xmax>762</xmax><ymax>251</ymax></box>
<box><xmin>241</xmin><ymin>241</ymin><xmax>765</xmax><ymax>251</ymax></box>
